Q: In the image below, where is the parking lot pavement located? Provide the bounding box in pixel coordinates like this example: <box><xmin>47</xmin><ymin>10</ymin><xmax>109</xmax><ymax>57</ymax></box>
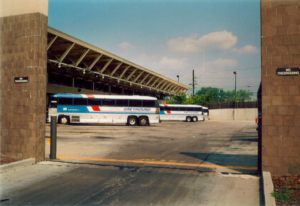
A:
<box><xmin>1</xmin><ymin>161</ymin><xmax>262</xmax><ymax>206</ymax></box>
<box><xmin>45</xmin><ymin>120</ymin><xmax>258</xmax><ymax>174</ymax></box>
<box><xmin>0</xmin><ymin>120</ymin><xmax>262</xmax><ymax>206</ymax></box>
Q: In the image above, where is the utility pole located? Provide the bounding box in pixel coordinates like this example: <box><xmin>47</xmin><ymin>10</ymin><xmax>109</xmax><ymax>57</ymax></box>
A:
<box><xmin>233</xmin><ymin>71</ymin><xmax>237</xmax><ymax>120</ymax></box>
<box><xmin>193</xmin><ymin>70</ymin><xmax>194</xmax><ymax>96</ymax></box>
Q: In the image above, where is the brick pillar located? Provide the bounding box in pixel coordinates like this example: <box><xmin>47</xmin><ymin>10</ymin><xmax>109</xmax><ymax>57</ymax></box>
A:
<box><xmin>0</xmin><ymin>0</ymin><xmax>48</xmax><ymax>162</ymax></box>
<box><xmin>261</xmin><ymin>0</ymin><xmax>300</xmax><ymax>175</ymax></box>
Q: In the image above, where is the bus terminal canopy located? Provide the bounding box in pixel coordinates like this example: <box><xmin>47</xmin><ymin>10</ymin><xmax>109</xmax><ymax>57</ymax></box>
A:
<box><xmin>47</xmin><ymin>27</ymin><xmax>189</xmax><ymax>96</ymax></box>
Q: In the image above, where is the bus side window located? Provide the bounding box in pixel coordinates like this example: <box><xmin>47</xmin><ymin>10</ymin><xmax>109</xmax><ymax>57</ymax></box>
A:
<box><xmin>59</xmin><ymin>98</ymin><xmax>73</xmax><ymax>105</ymax></box>
<box><xmin>172</xmin><ymin>107</ymin><xmax>179</xmax><ymax>111</ymax></box>
<box><xmin>116</xmin><ymin>99</ymin><xmax>129</xmax><ymax>107</ymax></box>
<box><xmin>143</xmin><ymin>100</ymin><xmax>155</xmax><ymax>107</ymax></box>
<box><xmin>165</xmin><ymin>107</ymin><xmax>172</xmax><ymax>111</ymax></box>
<box><xmin>88</xmin><ymin>99</ymin><xmax>102</xmax><ymax>106</ymax></box>
<box><xmin>103</xmin><ymin>99</ymin><xmax>116</xmax><ymax>107</ymax></box>
<box><xmin>74</xmin><ymin>98</ymin><xmax>87</xmax><ymax>106</ymax></box>
<box><xmin>129</xmin><ymin>100</ymin><xmax>142</xmax><ymax>107</ymax></box>
<box><xmin>187</xmin><ymin>107</ymin><xmax>194</xmax><ymax>111</ymax></box>
<box><xmin>160</xmin><ymin>107</ymin><xmax>165</xmax><ymax>111</ymax></box>
<box><xmin>179</xmin><ymin>107</ymin><xmax>186</xmax><ymax>111</ymax></box>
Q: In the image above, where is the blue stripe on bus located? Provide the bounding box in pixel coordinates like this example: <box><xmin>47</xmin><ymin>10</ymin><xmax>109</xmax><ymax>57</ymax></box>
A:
<box><xmin>57</xmin><ymin>106</ymin><xmax>155</xmax><ymax>115</ymax></box>
<box><xmin>159</xmin><ymin>114</ymin><xmax>204</xmax><ymax>116</ymax></box>
<box><xmin>159</xmin><ymin>112</ymin><xmax>202</xmax><ymax>115</ymax></box>
<box><xmin>51</xmin><ymin>94</ymin><xmax>84</xmax><ymax>98</ymax></box>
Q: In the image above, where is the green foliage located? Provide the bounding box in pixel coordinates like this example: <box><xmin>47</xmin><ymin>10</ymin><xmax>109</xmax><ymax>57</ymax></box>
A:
<box><xmin>195</xmin><ymin>87</ymin><xmax>253</xmax><ymax>103</ymax></box>
<box><xmin>166</xmin><ymin>92</ymin><xmax>187</xmax><ymax>104</ymax></box>
<box><xmin>271</xmin><ymin>188</ymin><xmax>293</xmax><ymax>202</ymax></box>
<box><xmin>272</xmin><ymin>192</ymin><xmax>289</xmax><ymax>202</ymax></box>
<box><xmin>282</xmin><ymin>188</ymin><xmax>290</xmax><ymax>194</ymax></box>
<box><xmin>167</xmin><ymin>87</ymin><xmax>254</xmax><ymax>105</ymax></box>
<box><xmin>291</xmin><ymin>186</ymin><xmax>300</xmax><ymax>190</ymax></box>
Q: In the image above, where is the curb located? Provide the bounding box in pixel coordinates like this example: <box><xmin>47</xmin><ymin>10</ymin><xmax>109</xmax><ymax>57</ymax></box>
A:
<box><xmin>0</xmin><ymin>158</ymin><xmax>35</xmax><ymax>173</ymax></box>
<box><xmin>262</xmin><ymin>171</ymin><xmax>276</xmax><ymax>206</ymax></box>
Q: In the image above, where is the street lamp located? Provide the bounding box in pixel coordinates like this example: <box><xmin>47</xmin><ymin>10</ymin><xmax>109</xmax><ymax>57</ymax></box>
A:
<box><xmin>177</xmin><ymin>75</ymin><xmax>179</xmax><ymax>82</ymax></box>
<box><xmin>233</xmin><ymin>71</ymin><xmax>237</xmax><ymax>120</ymax></box>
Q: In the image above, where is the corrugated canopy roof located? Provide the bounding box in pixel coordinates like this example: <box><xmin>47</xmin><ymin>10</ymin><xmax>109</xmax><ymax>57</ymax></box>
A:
<box><xmin>47</xmin><ymin>27</ymin><xmax>189</xmax><ymax>96</ymax></box>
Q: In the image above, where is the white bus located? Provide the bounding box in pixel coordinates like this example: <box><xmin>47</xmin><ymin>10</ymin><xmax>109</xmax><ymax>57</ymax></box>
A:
<box><xmin>159</xmin><ymin>104</ymin><xmax>204</xmax><ymax>122</ymax></box>
<box><xmin>202</xmin><ymin>106</ymin><xmax>209</xmax><ymax>120</ymax></box>
<box><xmin>48</xmin><ymin>94</ymin><xmax>160</xmax><ymax>126</ymax></box>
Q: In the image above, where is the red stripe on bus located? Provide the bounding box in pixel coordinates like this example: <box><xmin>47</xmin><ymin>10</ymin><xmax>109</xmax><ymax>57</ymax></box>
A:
<box><xmin>167</xmin><ymin>111</ymin><xmax>171</xmax><ymax>114</ymax></box>
<box><xmin>92</xmin><ymin>106</ymin><xmax>101</xmax><ymax>111</ymax></box>
<box><xmin>86</xmin><ymin>95</ymin><xmax>95</xmax><ymax>98</ymax></box>
<box><xmin>164</xmin><ymin>104</ymin><xmax>168</xmax><ymax>107</ymax></box>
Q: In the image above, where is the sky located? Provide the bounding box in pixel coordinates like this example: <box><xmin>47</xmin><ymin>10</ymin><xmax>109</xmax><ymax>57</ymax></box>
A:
<box><xmin>48</xmin><ymin>0</ymin><xmax>261</xmax><ymax>97</ymax></box>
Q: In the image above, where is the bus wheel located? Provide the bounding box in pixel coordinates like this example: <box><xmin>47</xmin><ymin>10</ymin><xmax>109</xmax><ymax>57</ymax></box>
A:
<box><xmin>192</xmin><ymin>116</ymin><xmax>198</xmax><ymax>122</ymax></box>
<box><xmin>139</xmin><ymin>117</ymin><xmax>148</xmax><ymax>126</ymax></box>
<box><xmin>186</xmin><ymin>116</ymin><xmax>192</xmax><ymax>122</ymax></box>
<box><xmin>60</xmin><ymin>116</ymin><xmax>69</xmax><ymax>125</ymax></box>
<box><xmin>128</xmin><ymin>116</ymin><xmax>137</xmax><ymax>126</ymax></box>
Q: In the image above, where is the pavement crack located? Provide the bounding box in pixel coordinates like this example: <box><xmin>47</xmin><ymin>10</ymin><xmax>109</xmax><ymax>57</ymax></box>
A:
<box><xmin>74</xmin><ymin>173</ymin><xmax>136</xmax><ymax>205</ymax></box>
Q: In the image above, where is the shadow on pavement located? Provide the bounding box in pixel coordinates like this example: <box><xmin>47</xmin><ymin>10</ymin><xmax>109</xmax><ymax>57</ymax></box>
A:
<box><xmin>180</xmin><ymin>152</ymin><xmax>258</xmax><ymax>174</ymax></box>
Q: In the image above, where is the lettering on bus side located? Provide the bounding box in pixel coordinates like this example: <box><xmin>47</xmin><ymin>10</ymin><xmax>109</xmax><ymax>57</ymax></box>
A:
<box><xmin>124</xmin><ymin>108</ymin><xmax>151</xmax><ymax>112</ymax></box>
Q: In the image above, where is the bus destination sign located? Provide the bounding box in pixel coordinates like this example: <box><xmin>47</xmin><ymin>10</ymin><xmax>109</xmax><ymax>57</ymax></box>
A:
<box><xmin>14</xmin><ymin>77</ymin><xmax>28</xmax><ymax>83</ymax></box>
<box><xmin>276</xmin><ymin>68</ymin><xmax>300</xmax><ymax>76</ymax></box>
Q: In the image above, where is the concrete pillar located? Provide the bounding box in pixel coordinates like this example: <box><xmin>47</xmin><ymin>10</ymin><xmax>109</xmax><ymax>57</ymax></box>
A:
<box><xmin>0</xmin><ymin>0</ymin><xmax>48</xmax><ymax>162</ymax></box>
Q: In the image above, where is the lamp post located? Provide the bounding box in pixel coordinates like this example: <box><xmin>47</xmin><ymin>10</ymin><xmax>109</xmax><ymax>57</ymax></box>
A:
<box><xmin>177</xmin><ymin>75</ymin><xmax>179</xmax><ymax>82</ymax></box>
<box><xmin>233</xmin><ymin>71</ymin><xmax>237</xmax><ymax>120</ymax></box>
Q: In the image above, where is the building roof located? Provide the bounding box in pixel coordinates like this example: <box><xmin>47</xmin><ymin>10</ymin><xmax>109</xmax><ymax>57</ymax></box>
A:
<box><xmin>47</xmin><ymin>27</ymin><xmax>189</xmax><ymax>96</ymax></box>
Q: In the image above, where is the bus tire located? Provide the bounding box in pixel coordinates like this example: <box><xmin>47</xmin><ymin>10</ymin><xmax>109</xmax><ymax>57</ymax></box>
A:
<box><xmin>59</xmin><ymin>116</ymin><xmax>69</xmax><ymax>125</ymax></box>
<box><xmin>192</xmin><ymin>116</ymin><xmax>198</xmax><ymax>122</ymax></box>
<box><xmin>139</xmin><ymin>117</ymin><xmax>148</xmax><ymax>126</ymax></box>
<box><xmin>128</xmin><ymin>116</ymin><xmax>137</xmax><ymax>126</ymax></box>
<box><xmin>186</xmin><ymin>116</ymin><xmax>192</xmax><ymax>122</ymax></box>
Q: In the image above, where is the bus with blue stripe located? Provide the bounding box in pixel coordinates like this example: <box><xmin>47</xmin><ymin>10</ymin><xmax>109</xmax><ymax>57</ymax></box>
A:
<box><xmin>159</xmin><ymin>104</ymin><xmax>204</xmax><ymax>122</ymax></box>
<box><xmin>48</xmin><ymin>94</ymin><xmax>160</xmax><ymax>126</ymax></box>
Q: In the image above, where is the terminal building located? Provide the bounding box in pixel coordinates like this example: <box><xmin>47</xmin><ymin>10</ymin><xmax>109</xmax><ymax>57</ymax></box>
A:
<box><xmin>46</xmin><ymin>27</ymin><xmax>189</xmax><ymax>103</ymax></box>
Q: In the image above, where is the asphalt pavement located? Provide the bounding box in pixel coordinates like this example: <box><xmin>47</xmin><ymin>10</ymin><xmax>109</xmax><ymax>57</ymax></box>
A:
<box><xmin>0</xmin><ymin>120</ymin><xmax>263</xmax><ymax>205</ymax></box>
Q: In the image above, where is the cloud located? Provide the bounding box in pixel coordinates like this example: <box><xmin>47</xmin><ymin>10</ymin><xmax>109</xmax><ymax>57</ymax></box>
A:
<box><xmin>166</xmin><ymin>37</ymin><xmax>200</xmax><ymax>53</ymax></box>
<box><xmin>118</xmin><ymin>42</ymin><xmax>133</xmax><ymax>49</ymax></box>
<box><xmin>134</xmin><ymin>53</ymin><xmax>189</xmax><ymax>71</ymax></box>
<box><xmin>166</xmin><ymin>31</ymin><xmax>238</xmax><ymax>53</ymax></box>
<box><xmin>204</xmin><ymin>58</ymin><xmax>238</xmax><ymax>69</ymax></box>
<box><xmin>154</xmin><ymin>56</ymin><xmax>189</xmax><ymax>70</ymax></box>
<box><xmin>231</xmin><ymin>45</ymin><xmax>259</xmax><ymax>54</ymax></box>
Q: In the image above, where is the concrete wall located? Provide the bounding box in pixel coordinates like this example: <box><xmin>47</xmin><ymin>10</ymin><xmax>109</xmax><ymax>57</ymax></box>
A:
<box><xmin>0</xmin><ymin>0</ymin><xmax>48</xmax><ymax>162</ymax></box>
<box><xmin>261</xmin><ymin>0</ymin><xmax>300</xmax><ymax>175</ymax></box>
<box><xmin>209</xmin><ymin>109</ymin><xmax>258</xmax><ymax>121</ymax></box>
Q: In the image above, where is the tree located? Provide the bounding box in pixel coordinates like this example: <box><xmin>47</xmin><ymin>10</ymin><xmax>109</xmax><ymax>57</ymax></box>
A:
<box><xmin>166</xmin><ymin>92</ymin><xmax>187</xmax><ymax>104</ymax></box>
<box><xmin>167</xmin><ymin>87</ymin><xmax>253</xmax><ymax>105</ymax></box>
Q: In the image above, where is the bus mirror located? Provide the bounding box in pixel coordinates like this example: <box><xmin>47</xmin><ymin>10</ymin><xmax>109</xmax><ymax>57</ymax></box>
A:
<box><xmin>156</xmin><ymin>108</ymin><xmax>160</xmax><ymax>114</ymax></box>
